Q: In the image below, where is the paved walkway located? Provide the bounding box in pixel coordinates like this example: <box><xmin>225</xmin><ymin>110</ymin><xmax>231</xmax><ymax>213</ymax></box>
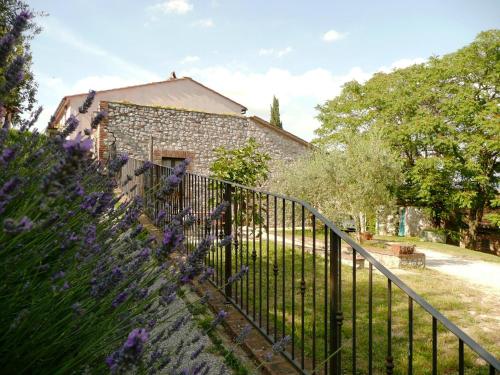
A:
<box><xmin>268</xmin><ymin>231</ymin><xmax>500</xmax><ymax>293</ymax></box>
<box><xmin>415</xmin><ymin>247</ymin><xmax>500</xmax><ymax>292</ymax></box>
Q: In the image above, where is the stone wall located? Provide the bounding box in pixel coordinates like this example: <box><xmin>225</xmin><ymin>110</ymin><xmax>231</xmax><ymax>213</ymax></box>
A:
<box><xmin>99</xmin><ymin>101</ymin><xmax>310</xmax><ymax>174</ymax></box>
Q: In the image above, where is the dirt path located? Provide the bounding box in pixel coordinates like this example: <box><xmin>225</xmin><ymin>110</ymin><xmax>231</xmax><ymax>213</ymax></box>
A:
<box><xmin>267</xmin><ymin>231</ymin><xmax>500</xmax><ymax>294</ymax></box>
<box><xmin>416</xmin><ymin>247</ymin><xmax>500</xmax><ymax>293</ymax></box>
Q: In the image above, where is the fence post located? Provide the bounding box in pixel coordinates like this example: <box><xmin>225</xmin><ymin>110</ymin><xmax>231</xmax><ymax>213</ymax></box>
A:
<box><xmin>330</xmin><ymin>229</ymin><xmax>342</xmax><ymax>375</ymax></box>
<box><xmin>224</xmin><ymin>183</ymin><xmax>233</xmax><ymax>300</ymax></box>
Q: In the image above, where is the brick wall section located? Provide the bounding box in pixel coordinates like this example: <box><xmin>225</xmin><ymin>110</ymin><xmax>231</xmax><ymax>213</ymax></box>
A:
<box><xmin>97</xmin><ymin>101</ymin><xmax>109</xmax><ymax>160</ymax></box>
<box><xmin>101</xmin><ymin>101</ymin><xmax>310</xmax><ymax>174</ymax></box>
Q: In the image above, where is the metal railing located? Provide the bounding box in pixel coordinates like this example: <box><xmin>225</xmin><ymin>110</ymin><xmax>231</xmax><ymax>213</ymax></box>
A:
<box><xmin>121</xmin><ymin>158</ymin><xmax>500</xmax><ymax>375</ymax></box>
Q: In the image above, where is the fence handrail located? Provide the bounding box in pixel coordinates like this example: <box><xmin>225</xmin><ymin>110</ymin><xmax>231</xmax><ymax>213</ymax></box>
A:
<box><xmin>127</xmin><ymin>157</ymin><xmax>500</xmax><ymax>370</ymax></box>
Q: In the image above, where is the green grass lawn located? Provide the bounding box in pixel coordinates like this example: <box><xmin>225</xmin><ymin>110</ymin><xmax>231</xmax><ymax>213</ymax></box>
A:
<box><xmin>210</xmin><ymin>239</ymin><xmax>499</xmax><ymax>374</ymax></box>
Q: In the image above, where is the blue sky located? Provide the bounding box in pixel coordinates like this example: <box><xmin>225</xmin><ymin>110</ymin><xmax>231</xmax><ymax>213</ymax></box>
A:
<box><xmin>27</xmin><ymin>0</ymin><xmax>499</xmax><ymax>140</ymax></box>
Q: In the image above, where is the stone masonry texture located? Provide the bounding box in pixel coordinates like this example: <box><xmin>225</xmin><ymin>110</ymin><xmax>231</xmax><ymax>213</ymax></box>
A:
<box><xmin>101</xmin><ymin>101</ymin><xmax>310</xmax><ymax>175</ymax></box>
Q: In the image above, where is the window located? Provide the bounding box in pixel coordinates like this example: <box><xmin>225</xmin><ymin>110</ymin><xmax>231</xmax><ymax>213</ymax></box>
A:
<box><xmin>161</xmin><ymin>157</ymin><xmax>184</xmax><ymax>168</ymax></box>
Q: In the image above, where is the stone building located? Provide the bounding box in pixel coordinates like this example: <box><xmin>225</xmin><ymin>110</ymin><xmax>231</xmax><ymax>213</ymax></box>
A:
<box><xmin>100</xmin><ymin>101</ymin><xmax>310</xmax><ymax>174</ymax></box>
<box><xmin>49</xmin><ymin>76</ymin><xmax>310</xmax><ymax>174</ymax></box>
<box><xmin>47</xmin><ymin>76</ymin><xmax>248</xmax><ymax>138</ymax></box>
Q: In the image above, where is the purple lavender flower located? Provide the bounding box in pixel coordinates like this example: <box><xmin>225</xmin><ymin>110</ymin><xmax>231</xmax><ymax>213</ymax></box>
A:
<box><xmin>228</xmin><ymin>265</ymin><xmax>249</xmax><ymax>284</ymax></box>
<box><xmin>0</xmin><ymin>147</ymin><xmax>16</xmax><ymax>165</ymax></box>
<box><xmin>168</xmin><ymin>316</ymin><xmax>187</xmax><ymax>335</ymax></box>
<box><xmin>63</xmin><ymin>133</ymin><xmax>92</xmax><ymax>155</ymax></box>
<box><xmin>235</xmin><ymin>324</ymin><xmax>252</xmax><ymax>344</ymax></box>
<box><xmin>209</xmin><ymin>310</ymin><xmax>228</xmax><ymax>330</ymax></box>
<box><xmin>178</xmin><ymin>236</ymin><xmax>213</xmax><ymax>283</ymax></box>
<box><xmin>209</xmin><ymin>201</ymin><xmax>229</xmax><ymax>222</ymax></box>
<box><xmin>11</xmin><ymin>11</ymin><xmax>32</xmax><ymax>39</ymax></box>
<box><xmin>83</xmin><ymin>225</ymin><xmax>97</xmax><ymax>246</ymax></box>
<box><xmin>0</xmin><ymin>55</ymin><xmax>25</xmax><ymax>96</ymax></box>
<box><xmin>3</xmin><ymin>216</ymin><xmax>33</xmax><ymax>234</ymax></box>
<box><xmin>263</xmin><ymin>335</ymin><xmax>292</xmax><ymax>362</ymax></box>
<box><xmin>106</xmin><ymin>328</ymin><xmax>149</xmax><ymax>373</ymax></box>
<box><xmin>74</xmin><ymin>181</ymin><xmax>84</xmax><ymax>196</ymax></box>
<box><xmin>130</xmin><ymin>224</ymin><xmax>143</xmax><ymax>238</ymax></box>
<box><xmin>20</xmin><ymin>106</ymin><xmax>43</xmax><ymax>131</ymax></box>
<box><xmin>219</xmin><ymin>235</ymin><xmax>232</xmax><ymax>247</ymax></box>
<box><xmin>190</xmin><ymin>344</ymin><xmax>205</xmax><ymax>360</ymax></box>
<box><xmin>198</xmin><ymin>267</ymin><xmax>214</xmax><ymax>284</ymax></box>
<box><xmin>108</xmin><ymin>154</ymin><xmax>129</xmax><ymax>175</ymax></box>
<box><xmin>51</xmin><ymin>270</ymin><xmax>65</xmax><ymax>281</ymax></box>
<box><xmin>155</xmin><ymin>209</ymin><xmax>166</xmax><ymax>225</ymax></box>
<box><xmin>0</xmin><ymin>34</ymin><xmax>15</xmax><ymax>66</ymax></box>
<box><xmin>134</xmin><ymin>161</ymin><xmax>153</xmax><ymax>176</ymax></box>
<box><xmin>91</xmin><ymin>110</ymin><xmax>107</xmax><ymax>129</ymax></box>
<box><xmin>78</xmin><ymin>90</ymin><xmax>96</xmax><ymax>114</ymax></box>
<box><xmin>71</xmin><ymin>302</ymin><xmax>84</xmax><ymax>316</ymax></box>
<box><xmin>112</xmin><ymin>291</ymin><xmax>128</xmax><ymax>308</ymax></box>
<box><xmin>112</xmin><ymin>267</ymin><xmax>123</xmax><ymax>279</ymax></box>
<box><xmin>0</xmin><ymin>177</ymin><xmax>21</xmax><ymax>198</ymax></box>
<box><xmin>139</xmin><ymin>247</ymin><xmax>151</xmax><ymax>259</ymax></box>
<box><xmin>61</xmin><ymin>115</ymin><xmax>79</xmax><ymax>138</ymax></box>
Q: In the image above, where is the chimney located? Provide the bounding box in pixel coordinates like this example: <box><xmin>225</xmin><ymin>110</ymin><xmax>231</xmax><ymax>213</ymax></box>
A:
<box><xmin>169</xmin><ymin>71</ymin><xmax>177</xmax><ymax>80</ymax></box>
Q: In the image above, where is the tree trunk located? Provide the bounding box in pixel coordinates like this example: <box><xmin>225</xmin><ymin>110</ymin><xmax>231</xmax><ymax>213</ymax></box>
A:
<box><xmin>461</xmin><ymin>207</ymin><xmax>483</xmax><ymax>250</ymax></box>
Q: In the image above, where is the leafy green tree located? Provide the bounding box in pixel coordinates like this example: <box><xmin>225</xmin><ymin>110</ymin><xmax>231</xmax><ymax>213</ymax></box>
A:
<box><xmin>272</xmin><ymin>131</ymin><xmax>401</xmax><ymax>241</ymax></box>
<box><xmin>270</xmin><ymin>95</ymin><xmax>283</xmax><ymax>128</ymax></box>
<box><xmin>315</xmin><ymin>30</ymin><xmax>500</xmax><ymax>248</ymax></box>
<box><xmin>210</xmin><ymin>137</ymin><xmax>271</xmax><ymax>187</ymax></box>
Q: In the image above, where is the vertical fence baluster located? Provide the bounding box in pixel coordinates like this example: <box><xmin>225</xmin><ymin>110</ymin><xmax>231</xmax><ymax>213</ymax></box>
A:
<box><xmin>234</xmin><ymin>187</ymin><xmax>239</xmax><ymax>303</ymax></box>
<box><xmin>458</xmin><ymin>339</ymin><xmax>464</xmax><ymax>375</ymax></box>
<box><xmin>330</xmin><ymin>230</ymin><xmax>342</xmax><ymax>375</ymax></box>
<box><xmin>259</xmin><ymin>192</ymin><xmax>263</xmax><ymax>327</ymax></box>
<box><xmin>432</xmin><ymin>317</ymin><xmax>437</xmax><ymax>375</ymax></box>
<box><xmin>266</xmin><ymin>194</ymin><xmax>270</xmax><ymax>335</ymax></box>
<box><xmin>252</xmin><ymin>191</ymin><xmax>256</xmax><ymax>320</ymax></box>
<box><xmin>240</xmin><ymin>188</ymin><xmax>244</xmax><ymax>306</ymax></box>
<box><xmin>301</xmin><ymin>206</ymin><xmax>305</xmax><ymax>370</ymax></box>
<box><xmin>291</xmin><ymin>201</ymin><xmax>296</xmax><ymax>360</ymax></box>
<box><xmin>312</xmin><ymin>215</ymin><xmax>317</xmax><ymax>370</ymax></box>
<box><xmin>352</xmin><ymin>246</ymin><xmax>356</xmax><ymax>374</ymax></box>
<box><xmin>324</xmin><ymin>224</ymin><xmax>328</xmax><ymax>375</ymax></box>
<box><xmin>224</xmin><ymin>183</ymin><xmax>232</xmax><ymax>300</ymax></box>
<box><xmin>282</xmin><ymin>198</ymin><xmax>286</xmax><ymax>339</ymax></box>
<box><xmin>246</xmin><ymin>189</ymin><xmax>250</xmax><ymax>314</ymax></box>
<box><xmin>386</xmin><ymin>280</ymin><xmax>393</xmax><ymax>375</ymax></box>
<box><xmin>408</xmin><ymin>297</ymin><xmax>413</xmax><ymax>375</ymax></box>
<box><xmin>274</xmin><ymin>196</ymin><xmax>278</xmax><ymax>341</ymax></box>
<box><xmin>369</xmin><ymin>263</ymin><xmax>373</xmax><ymax>375</ymax></box>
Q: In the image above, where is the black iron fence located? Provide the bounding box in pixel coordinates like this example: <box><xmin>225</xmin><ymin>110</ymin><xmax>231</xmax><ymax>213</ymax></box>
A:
<box><xmin>121</xmin><ymin>158</ymin><xmax>500</xmax><ymax>375</ymax></box>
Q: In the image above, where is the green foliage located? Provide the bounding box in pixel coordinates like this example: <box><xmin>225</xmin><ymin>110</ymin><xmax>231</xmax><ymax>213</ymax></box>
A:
<box><xmin>269</xmin><ymin>95</ymin><xmax>283</xmax><ymax>128</ymax></box>
<box><xmin>210</xmin><ymin>137</ymin><xmax>271</xmax><ymax>187</ymax></box>
<box><xmin>0</xmin><ymin>1</ymin><xmax>40</xmax><ymax>120</ymax></box>
<box><xmin>315</xmin><ymin>30</ymin><xmax>500</xmax><ymax>248</ymax></box>
<box><xmin>272</xmin><ymin>131</ymin><xmax>401</xmax><ymax>236</ymax></box>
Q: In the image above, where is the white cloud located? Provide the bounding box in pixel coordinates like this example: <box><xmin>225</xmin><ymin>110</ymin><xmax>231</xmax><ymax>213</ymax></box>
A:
<box><xmin>193</xmin><ymin>18</ymin><xmax>214</xmax><ymax>28</ymax></box>
<box><xmin>180</xmin><ymin>55</ymin><xmax>200</xmax><ymax>64</ymax></box>
<box><xmin>322</xmin><ymin>29</ymin><xmax>348</xmax><ymax>43</ymax></box>
<box><xmin>258</xmin><ymin>46</ymin><xmax>293</xmax><ymax>58</ymax></box>
<box><xmin>258</xmin><ymin>48</ymin><xmax>274</xmax><ymax>56</ymax></box>
<box><xmin>41</xmin><ymin>18</ymin><xmax>160</xmax><ymax>82</ymax></box>
<box><xmin>150</xmin><ymin>0</ymin><xmax>193</xmax><ymax>14</ymax></box>
<box><xmin>179</xmin><ymin>66</ymin><xmax>371</xmax><ymax>141</ymax></box>
<box><xmin>277</xmin><ymin>46</ymin><xmax>293</xmax><ymax>57</ymax></box>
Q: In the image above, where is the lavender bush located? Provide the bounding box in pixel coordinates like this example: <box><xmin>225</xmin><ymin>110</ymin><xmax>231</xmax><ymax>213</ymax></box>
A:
<box><xmin>0</xmin><ymin>12</ymin><xmax>248</xmax><ymax>374</ymax></box>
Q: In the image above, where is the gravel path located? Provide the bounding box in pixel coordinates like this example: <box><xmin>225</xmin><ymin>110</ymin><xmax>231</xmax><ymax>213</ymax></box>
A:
<box><xmin>415</xmin><ymin>247</ymin><xmax>500</xmax><ymax>293</ymax></box>
<box><xmin>269</xmin><ymin>232</ymin><xmax>500</xmax><ymax>293</ymax></box>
